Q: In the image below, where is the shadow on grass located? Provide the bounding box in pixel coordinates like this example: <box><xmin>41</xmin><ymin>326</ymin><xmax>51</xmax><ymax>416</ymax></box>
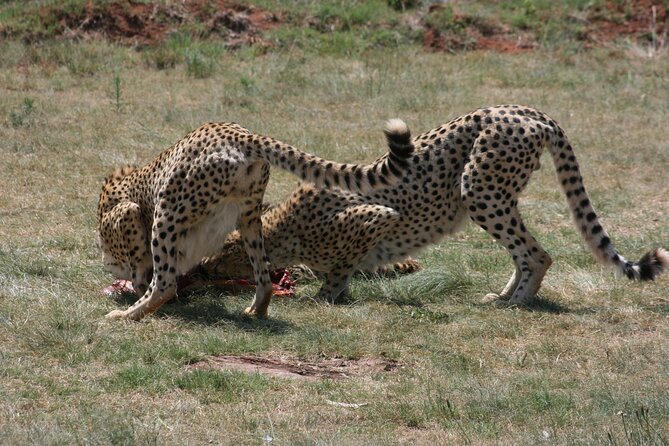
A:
<box><xmin>336</xmin><ymin>292</ymin><xmax>442</xmax><ymax>308</ymax></box>
<box><xmin>500</xmin><ymin>298</ymin><xmax>669</xmax><ymax>317</ymax></box>
<box><xmin>473</xmin><ymin>293</ymin><xmax>571</xmax><ymax>314</ymax></box>
<box><xmin>523</xmin><ymin>295</ymin><xmax>570</xmax><ymax>314</ymax></box>
<box><xmin>108</xmin><ymin>289</ymin><xmax>294</xmax><ymax>334</ymax></box>
<box><xmin>348</xmin><ymin>279</ymin><xmax>573</xmax><ymax>314</ymax></box>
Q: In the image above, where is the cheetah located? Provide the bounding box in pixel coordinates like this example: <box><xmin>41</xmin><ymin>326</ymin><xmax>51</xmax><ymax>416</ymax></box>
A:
<box><xmin>97</xmin><ymin>121</ymin><xmax>413</xmax><ymax>320</ymax></box>
<box><xmin>201</xmin><ymin>183</ymin><xmax>423</xmax><ymax>300</ymax></box>
<box><xmin>205</xmin><ymin>105</ymin><xmax>668</xmax><ymax>304</ymax></box>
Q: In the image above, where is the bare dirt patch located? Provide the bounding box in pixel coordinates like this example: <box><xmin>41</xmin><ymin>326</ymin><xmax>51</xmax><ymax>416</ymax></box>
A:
<box><xmin>420</xmin><ymin>0</ymin><xmax>667</xmax><ymax>53</ymax></box>
<box><xmin>186</xmin><ymin>355</ymin><xmax>401</xmax><ymax>380</ymax></box>
<box><xmin>419</xmin><ymin>4</ymin><xmax>536</xmax><ymax>54</ymax></box>
<box><xmin>26</xmin><ymin>0</ymin><xmax>281</xmax><ymax>48</ymax></box>
<box><xmin>583</xmin><ymin>0</ymin><xmax>667</xmax><ymax>47</ymax></box>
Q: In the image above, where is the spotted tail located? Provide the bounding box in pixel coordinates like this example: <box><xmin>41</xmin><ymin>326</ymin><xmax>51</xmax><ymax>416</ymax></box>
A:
<box><xmin>545</xmin><ymin>120</ymin><xmax>668</xmax><ymax>281</ymax></box>
<box><xmin>244</xmin><ymin>119</ymin><xmax>414</xmax><ymax>194</ymax></box>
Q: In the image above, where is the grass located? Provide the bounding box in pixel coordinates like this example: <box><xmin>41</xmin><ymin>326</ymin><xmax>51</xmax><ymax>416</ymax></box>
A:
<box><xmin>1</xmin><ymin>8</ymin><xmax>669</xmax><ymax>445</ymax></box>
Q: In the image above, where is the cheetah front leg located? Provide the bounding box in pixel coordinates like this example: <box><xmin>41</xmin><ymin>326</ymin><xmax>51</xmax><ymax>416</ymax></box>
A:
<box><xmin>106</xmin><ymin>220</ymin><xmax>179</xmax><ymax>320</ymax></box>
<box><xmin>106</xmin><ymin>274</ymin><xmax>177</xmax><ymax>320</ymax></box>
<box><xmin>315</xmin><ymin>267</ymin><xmax>355</xmax><ymax>303</ymax></box>
<box><xmin>105</xmin><ymin>194</ymin><xmax>187</xmax><ymax>320</ymax></box>
<box><xmin>315</xmin><ymin>204</ymin><xmax>400</xmax><ymax>302</ymax></box>
<box><xmin>239</xmin><ymin>205</ymin><xmax>273</xmax><ymax>318</ymax></box>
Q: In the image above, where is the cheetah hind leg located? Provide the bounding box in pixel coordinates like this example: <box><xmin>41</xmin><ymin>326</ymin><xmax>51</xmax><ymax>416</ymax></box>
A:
<box><xmin>488</xmin><ymin>213</ymin><xmax>552</xmax><ymax>306</ymax></box>
<box><xmin>467</xmin><ymin>205</ymin><xmax>552</xmax><ymax>306</ymax></box>
<box><xmin>502</xmin><ymin>218</ymin><xmax>552</xmax><ymax>306</ymax></box>
<box><xmin>482</xmin><ymin>265</ymin><xmax>518</xmax><ymax>303</ymax></box>
<box><xmin>462</xmin><ymin>138</ymin><xmax>552</xmax><ymax>306</ymax></box>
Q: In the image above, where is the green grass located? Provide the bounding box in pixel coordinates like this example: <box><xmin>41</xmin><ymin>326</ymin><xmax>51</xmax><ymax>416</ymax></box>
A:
<box><xmin>1</xmin><ymin>14</ymin><xmax>669</xmax><ymax>445</ymax></box>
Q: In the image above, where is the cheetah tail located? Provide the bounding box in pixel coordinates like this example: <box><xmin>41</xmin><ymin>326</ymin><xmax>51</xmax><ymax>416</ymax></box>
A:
<box><xmin>248</xmin><ymin>121</ymin><xmax>414</xmax><ymax>194</ymax></box>
<box><xmin>547</xmin><ymin>128</ymin><xmax>669</xmax><ymax>282</ymax></box>
<box><xmin>383</xmin><ymin>118</ymin><xmax>414</xmax><ymax>161</ymax></box>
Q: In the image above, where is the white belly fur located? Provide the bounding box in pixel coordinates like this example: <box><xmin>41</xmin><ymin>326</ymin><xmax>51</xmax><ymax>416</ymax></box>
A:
<box><xmin>176</xmin><ymin>202</ymin><xmax>241</xmax><ymax>276</ymax></box>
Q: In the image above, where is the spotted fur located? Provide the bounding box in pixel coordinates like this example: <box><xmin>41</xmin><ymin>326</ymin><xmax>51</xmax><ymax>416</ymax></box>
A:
<box><xmin>97</xmin><ymin>122</ymin><xmax>413</xmax><ymax>320</ymax></box>
<box><xmin>205</xmin><ymin>105</ymin><xmax>668</xmax><ymax>304</ymax></box>
<box><xmin>202</xmin><ymin>183</ymin><xmax>418</xmax><ymax>300</ymax></box>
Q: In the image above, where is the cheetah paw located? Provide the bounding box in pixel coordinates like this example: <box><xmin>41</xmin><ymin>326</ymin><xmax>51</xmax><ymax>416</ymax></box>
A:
<box><xmin>244</xmin><ymin>306</ymin><xmax>268</xmax><ymax>319</ymax></box>
<box><xmin>105</xmin><ymin>309</ymin><xmax>128</xmax><ymax>320</ymax></box>
<box><xmin>482</xmin><ymin>292</ymin><xmax>511</xmax><ymax>303</ymax></box>
<box><xmin>483</xmin><ymin>293</ymin><xmax>522</xmax><ymax>308</ymax></box>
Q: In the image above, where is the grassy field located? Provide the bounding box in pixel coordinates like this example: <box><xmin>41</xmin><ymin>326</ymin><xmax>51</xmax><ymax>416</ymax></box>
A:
<box><xmin>1</xmin><ymin>2</ymin><xmax>669</xmax><ymax>444</ymax></box>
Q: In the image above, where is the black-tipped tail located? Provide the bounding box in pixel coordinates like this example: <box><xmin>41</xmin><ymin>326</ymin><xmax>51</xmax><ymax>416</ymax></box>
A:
<box><xmin>383</xmin><ymin>119</ymin><xmax>414</xmax><ymax>163</ymax></box>
<box><xmin>625</xmin><ymin>248</ymin><xmax>669</xmax><ymax>281</ymax></box>
<box><xmin>621</xmin><ymin>248</ymin><xmax>669</xmax><ymax>281</ymax></box>
<box><xmin>247</xmin><ymin>120</ymin><xmax>415</xmax><ymax>194</ymax></box>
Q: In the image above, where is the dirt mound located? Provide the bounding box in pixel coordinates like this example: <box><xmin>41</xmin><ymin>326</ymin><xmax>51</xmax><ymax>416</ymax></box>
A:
<box><xmin>186</xmin><ymin>354</ymin><xmax>400</xmax><ymax>381</ymax></box>
<box><xmin>421</xmin><ymin>1</ymin><xmax>667</xmax><ymax>53</ymax></box>
<box><xmin>27</xmin><ymin>0</ymin><xmax>281</xmax><ymax>47</ymax></box>
<box><xmin>419</xmin><ymin>4</ymin><xmax>536</xmax><ymax>53</ymax></box>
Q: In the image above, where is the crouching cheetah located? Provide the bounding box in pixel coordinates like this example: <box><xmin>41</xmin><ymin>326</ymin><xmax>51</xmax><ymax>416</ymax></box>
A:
<box><xmin>202</xmin><ymin>182</ymin><xmax>423</xmax><ymax>300</ymax></box>
<box><xmin>97</xmin><ymin>121</ymin><xmax>413</xmax><ymax>320</ymax></box>
<box><xmin>205</xmin><ymin>105</ymin><xmax>668</xmax><ymax>304</ymax></box>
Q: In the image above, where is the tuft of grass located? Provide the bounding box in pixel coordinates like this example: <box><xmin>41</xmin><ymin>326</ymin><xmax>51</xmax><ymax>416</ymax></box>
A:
<box><xmin>142</xmin><ymin>33</ymin><xmax>193</xmax><ymax>69</ymax></box>
<box><xmin>239</xmin><ymin>75</ymin><xmax>257</xmax><ymax>94</ymax></box>
<box><xmin>7</xmin><ymin>97</ymin><xmax>36</xmax><ymax>128</ymax></box>
<box><xmin>315</xmin><ymin>0</ymin><xmax>393</xmax><ymax>32</ymax></box>
<box><xmin>185</xmin><ymin>50</ymin><xmax>216</xmax><ymax>79</ymax></box>
<box><xmin>112</xmin><ymin>75</ymin><xmax>122</xmax><ymax>112</ymax></box>
<box><xmin>107</xmin><ymin>363</ymin><xmax>172</xmax><ymax>393</ymax></box>
<box><xmin>386</xmin><ymin>0</ymin><xmax>420</xmax><ymax>11</ymax></box>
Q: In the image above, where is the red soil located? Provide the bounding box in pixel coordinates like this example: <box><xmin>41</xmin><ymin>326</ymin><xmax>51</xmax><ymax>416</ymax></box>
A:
<box><xmin>30</xmin><ymin>0</ymin><xmax>281</xmax><ymax>48</ymax></box>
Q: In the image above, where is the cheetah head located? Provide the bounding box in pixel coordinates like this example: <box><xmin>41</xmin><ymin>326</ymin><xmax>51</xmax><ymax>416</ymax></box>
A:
<box><xmin>96</xmin><ymin>166</ymin><xmax>152</xmax><ymax>295</ymax></box>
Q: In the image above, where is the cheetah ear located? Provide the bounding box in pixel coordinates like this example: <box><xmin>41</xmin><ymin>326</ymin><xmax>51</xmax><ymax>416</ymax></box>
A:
<box><xmin>100</xmin><ymin>201</ymin><xmax>147</xmax><ymax>261</ymax></box>
<box><xmin>260</xmin><ymin>202</ymin><xmax>275</xmax><ymax>214</ymax></box>
<box><xmin>103</xmin><ymin>165</ymin><xmax>137</xmax><ymax>185</ymax></box>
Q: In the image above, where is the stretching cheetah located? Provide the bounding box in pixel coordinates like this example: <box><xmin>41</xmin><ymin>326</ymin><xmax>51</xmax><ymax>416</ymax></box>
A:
<box><xmin>97</xmin><ymin>121</ymin><xmax>413</xmax><ymax>320</ymax></box>
<box><xmin>206</xmin><ymin>105</ymin><xmax>668</xmax><ymax>303</ymax></box>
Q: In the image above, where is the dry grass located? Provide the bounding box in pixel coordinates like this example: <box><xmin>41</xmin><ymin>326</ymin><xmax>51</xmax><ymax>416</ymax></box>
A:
<box><xmin>1</xmin><ymin>39</ymin><xmax>668</xmax><ymax>445</ymax></box>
